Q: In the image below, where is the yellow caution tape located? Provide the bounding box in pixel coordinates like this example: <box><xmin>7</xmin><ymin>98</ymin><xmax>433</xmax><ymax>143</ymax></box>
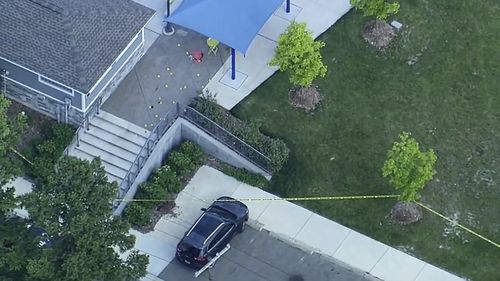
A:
<box><xmin>117</xmin><ymin>194</ymin><xmax>399</xmax><ymax>203</ymax></box>
<box><xmin>415</xmin><ymin>201</ymin><xmax>500</xmax><ymax>249</ymax></box>
<box><xmin>116</xmin><ymin>195</ymin><xmax>499</xmax><ymax>249</ymax></box>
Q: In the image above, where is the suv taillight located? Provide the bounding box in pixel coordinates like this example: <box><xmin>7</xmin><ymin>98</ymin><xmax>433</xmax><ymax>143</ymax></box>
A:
<box><xmin>194</xmin><ymin>256</ymin><xmax>207</xmax><ymax>262</ymax></box>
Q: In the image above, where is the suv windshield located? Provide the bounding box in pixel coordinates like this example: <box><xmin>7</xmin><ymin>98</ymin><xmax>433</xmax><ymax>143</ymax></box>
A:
<box><xmin>208</xmin><ymin>206</ymin><xmax>237</xmax><ymax>220</ymax></box>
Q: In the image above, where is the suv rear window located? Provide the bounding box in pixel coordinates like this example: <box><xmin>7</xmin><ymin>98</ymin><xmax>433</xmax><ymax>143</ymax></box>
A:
<box><xmin>178</xmin><ymin>242</ymin><xmax>201</xmax><ymax>257</ymax></box>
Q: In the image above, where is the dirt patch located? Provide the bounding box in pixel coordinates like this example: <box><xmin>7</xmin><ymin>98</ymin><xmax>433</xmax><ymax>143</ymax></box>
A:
<box><xmin>7</xmin><ymin>100</ymin><xmax>53</xmax><ymax>153</ymax></box>
<box><xmin>390</xmin><ymin>201</ymin><xmax>423</xmax><ymax>225</ymax></box>
<box><xmin>362</xmin><ymin>20</ymin><xmax>396</xmax><ymax>49</ymax></box>
<box><xmin>133</xmin><ymin>195</ymin><xmax>178</xmax><ymax>234</ymax></box>
<box><xmin>289</xmin><ymin>86</ymin><xmax>322</xmax><ymax>112</ymax></box>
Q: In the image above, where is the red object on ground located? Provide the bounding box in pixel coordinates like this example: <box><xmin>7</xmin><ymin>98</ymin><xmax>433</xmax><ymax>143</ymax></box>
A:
<box><xmin>191</xmin><ymin>51</ymin><xmax>203</xmax><ymax>62</ymax></box>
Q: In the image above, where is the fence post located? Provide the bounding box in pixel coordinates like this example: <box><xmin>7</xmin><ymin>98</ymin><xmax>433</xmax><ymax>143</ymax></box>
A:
<box><xmin>96</xmin><ymin>97</ymin><xmax>101</xmax><ymax>115</ymax></box>
<box><xmin>85</xmin><ymin>115</ymin><xmax>90</xmax><ymax>131</ymax></box>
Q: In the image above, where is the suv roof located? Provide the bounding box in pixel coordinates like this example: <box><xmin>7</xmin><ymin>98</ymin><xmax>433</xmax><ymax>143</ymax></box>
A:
<box><xmin>184</xmin><ymin>213</ymin><xmax>224</xmax><ymax>248</ymax></box>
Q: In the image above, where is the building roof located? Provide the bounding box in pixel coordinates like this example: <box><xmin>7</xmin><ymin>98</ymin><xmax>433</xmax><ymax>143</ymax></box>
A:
<box><xmin>0</xmin><ymin>0</ymin><xmax>154</xmax><ymax>93</ymax></box>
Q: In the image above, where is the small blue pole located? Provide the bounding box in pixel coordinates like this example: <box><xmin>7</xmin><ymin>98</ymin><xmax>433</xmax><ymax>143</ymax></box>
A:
<box><xmin>286</xmin><ymin>0</ymin><xmax>290</xmax><ymax>13</ymax></box>
<box><xmin>231</xmin><ymin>48</ymin><xmax>236</xmax><ymax>80</ymax></box>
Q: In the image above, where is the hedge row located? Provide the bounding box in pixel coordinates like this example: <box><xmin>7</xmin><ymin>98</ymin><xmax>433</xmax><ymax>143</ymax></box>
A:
<box><xmin>191</xmin><ymin>95</ymin><xmax>289</xmax><ymax>173</ymax></box>
<box><xmin>124</xmin><ymin>141</ymin><xmax>204</xmax><ymax>227</ymax></box>
<box><xmin>221</xmin><ymin>164</ymin><xmax>269</xmax><ymax>189</ymax></box>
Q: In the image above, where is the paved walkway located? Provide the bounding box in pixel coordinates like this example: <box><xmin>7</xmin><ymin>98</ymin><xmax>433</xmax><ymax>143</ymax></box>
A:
<box><xmin>102</xmin><ymin>0</ymin><xmax>229</xmax><ymax>130</ymax></box>
<box><xmin>128</xmin><ymin>0</ymin><xmax>352</xmax><ymax>110</ymax></box>
<box><xmin>130</xmin><ymin>166</ymin><xmax>465</xmax><ymax>281</ymax></box>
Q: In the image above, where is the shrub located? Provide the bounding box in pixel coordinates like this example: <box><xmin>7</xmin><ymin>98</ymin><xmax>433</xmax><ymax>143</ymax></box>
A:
<box><xmin>135</xmin><ymin>182</ymin><xmax>164</xmax><ymax>210</ymax></box>
<box><xmin>221</xmin><ymin>164</ymin><xmax>269</xmax><ymax>188</ymax></box>
<box><xmin>124</xmin><ymin>203</ymin><xmax>151</xmax><ymax>227</ymax></box>
<box><xmin>178</xmin><ymin>142</ymin><xmax>204</xmax><ymax>165</ymax></box>
<box><xmin>167</xmin><ymin>151</ymin><xmax>196</xmax><ymax>176</ymax></box>
<box><xmin>152</xmin><ymin>165</ymin><xmax>181</xmax><ymax>194</ymax></box>
<box><xmin>192</xmin><ymin>91</ymin><xmax>223</xmax><ymax>122</ymax></box>
<box><xmin>126</xmin><ymin>141</ymin><xmax>203</xmax><ymax>228</ymax></box>
<box><xmin>191</xmin><ymin>97</ymin><xmax>289</xmax><ymax>173</ymax></box>
<box><xmin>166</xmin><ymin>141</ymin><xmax>204</xmax><ymax>177</ymax></box>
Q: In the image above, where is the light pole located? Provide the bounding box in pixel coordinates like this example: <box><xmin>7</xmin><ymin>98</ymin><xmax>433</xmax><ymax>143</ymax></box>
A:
<box><xmin>163</xmin><ymin>0</ymin><xmax>175</xmax><ymax>36</ymax></box>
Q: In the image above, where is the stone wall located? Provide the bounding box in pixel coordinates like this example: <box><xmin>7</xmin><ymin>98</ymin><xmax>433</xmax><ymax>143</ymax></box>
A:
<box><xmin>4</xmin><ymin>79</ymin><xmax>84</xmax><ymax>125</ymax></box>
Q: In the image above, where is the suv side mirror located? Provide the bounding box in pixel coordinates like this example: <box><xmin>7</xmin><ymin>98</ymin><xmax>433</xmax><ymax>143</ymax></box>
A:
<box><xmin>200</xmin><ymin>208</ymin><xmax>207</xmax><ymax>212</ymax></box>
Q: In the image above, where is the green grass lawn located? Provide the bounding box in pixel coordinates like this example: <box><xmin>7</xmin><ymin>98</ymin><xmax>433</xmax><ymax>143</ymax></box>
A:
<box><xmin>232</xmin><ymin>1</ymin><xmax>500</xmax><ymax>280</ymax></box>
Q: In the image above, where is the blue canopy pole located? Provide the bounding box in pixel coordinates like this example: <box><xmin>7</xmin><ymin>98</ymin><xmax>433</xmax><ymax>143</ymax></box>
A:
<box><xmin>231</xmin><ymin>48</ymin><xmax>236</xmax><ymax>80</ymax></box>
<box><xmin>286</xmin><ymin>0</ymin><xmax>290</xmax><ymax>13</ymax></box>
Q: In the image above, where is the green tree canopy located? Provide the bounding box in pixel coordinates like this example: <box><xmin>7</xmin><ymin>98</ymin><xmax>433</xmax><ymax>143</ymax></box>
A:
<box><xmin>22</xmin><ymin>156</ymin><xmax>148</xmax><ymax>281</ymax></box>
<box><xmin>0</xmin><ymin>95</ymin><xmax>26</xmax><ymax>186</ymax></box>
<box><xmin>350</xmin><ymin>0</ymin><xmax>400</xmax><ymax>21</ymax></box>
<box><xmin>382</xmin><ymin>132</ymin><xmax>437</xmax><ymax>202</ymax></box>
<box><xmin>270</xmin><ymin>22</ymin><xmax>327</xmax><ymax>88</ymax></box>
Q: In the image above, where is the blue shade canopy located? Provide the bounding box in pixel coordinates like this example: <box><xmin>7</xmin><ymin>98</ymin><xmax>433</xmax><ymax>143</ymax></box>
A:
<box><xmin>167</xmin><ymin>0</ymin><xmax>284</xmax><ymax>54</ymax></box>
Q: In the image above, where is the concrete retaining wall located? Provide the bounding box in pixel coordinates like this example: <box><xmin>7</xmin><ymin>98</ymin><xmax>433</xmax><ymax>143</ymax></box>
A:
<box><xmin>114</xmin><ymin>118</ymin><xmax>271</xmax><ymax>215</ymax></box>
<box><xmin>180</xmin><ymin>120</ymin><xmax>271</xmax><ymax>179</ymax></box>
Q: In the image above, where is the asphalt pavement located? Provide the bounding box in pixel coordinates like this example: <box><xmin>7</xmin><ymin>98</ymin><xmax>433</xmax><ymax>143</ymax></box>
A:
<box><xmin>158</xmin><ymin>227</ymin><xmax>377</xmax><ymax>281</ymax></box>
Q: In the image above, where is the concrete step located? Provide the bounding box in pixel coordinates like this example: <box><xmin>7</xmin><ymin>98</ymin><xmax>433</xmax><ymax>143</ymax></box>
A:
<box><xmin>69</xmin><ymin>149</ymin><xmax>126</xmax><ymax>182</ymax></box>
<box><xmin>79</xmin><ymin>133</ymin><xmax>137</xmax><ymax>163</ymax></box>
<box><xmin>98</xmin><ymin>111</ymin><xmax>150</xmax><ymax>138</ymax></box>
<box><xmin>74</xmin><ymin>142</ymin><xmax>131</xmax><ymax>174</ymax></box>
<box><xmin>90</xmin><ymin>116</ymin><xmax>148</xmax><ymax>146</ymax></box>
<box><xmin>86</xmin><ymin>125</ymin><xmax>145</xmax><ymax>151</ymax></box>
<box><xmin>106</xmin><ymin>173</ymin><xmax>123</xmax><ymax>185</ymax></box>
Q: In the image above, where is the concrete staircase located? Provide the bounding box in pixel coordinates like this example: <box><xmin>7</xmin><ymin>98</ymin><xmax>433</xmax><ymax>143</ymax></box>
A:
<box><xmin>67</xmin><ymin>111</ymin><xmax>150</xmax><ymax>185</ymax></box>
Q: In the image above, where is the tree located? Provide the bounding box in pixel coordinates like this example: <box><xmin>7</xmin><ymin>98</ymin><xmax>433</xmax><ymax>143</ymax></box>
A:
<box><xmin>22</xmin><ymin>156</ymin><xmax>148</xmax><ymax>281</ymax></box>
<box><xmin>270</xmin><ymin>22</ymin><xmax>327</xmax><ymax>88</ymax></box>
<box><xmin>0</xmin><ymin>95</ymin><xmax>27</xmax><ymax>186</ymax></box>
<box><xmin>0</xmin><ymin>186</ymin><xmax>16</xmax><ymax>218</ymax></box>
<box><xmin>382</xmin><ymin>132</ymin><xmax>437</xmax><ymax>202</ymax></box>
<box><xmin>350</xmin><ymin>0</ymin><xmax>400</xmax><ymax>22</ymax></box>
<box><xmin>1</xmin><ymin>176</ymin><xmax>36</xmax><ymax>281</ymax></box>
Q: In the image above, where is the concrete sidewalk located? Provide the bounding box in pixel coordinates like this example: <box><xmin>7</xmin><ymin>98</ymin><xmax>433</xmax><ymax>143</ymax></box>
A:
<box><xmin>2</xmin><ymin>177</ymin><xmax>34</xmax><ymax>219</ymax></box>
<box><xmin>206</xmin><ymin>0</ymin><xmax>352</xmax><ymax>109</ymax></box>
<box><xmin>131</xmin><ymin>166</ymin><xmax>465</xmax><ymax>281</ymax></box>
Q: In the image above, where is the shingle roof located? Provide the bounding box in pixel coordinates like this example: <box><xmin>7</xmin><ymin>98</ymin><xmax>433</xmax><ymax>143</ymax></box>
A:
<box><xmin>0</xmin><ymin>0</ymin><xmax>154</xmax><ymax>93</ymax></box>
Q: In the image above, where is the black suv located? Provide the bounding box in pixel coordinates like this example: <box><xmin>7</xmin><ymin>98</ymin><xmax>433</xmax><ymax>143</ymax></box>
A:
<box><xmin>176</xmin><ymin>196</ymin><xmax>249</xmax><ymax>268</ymax></box>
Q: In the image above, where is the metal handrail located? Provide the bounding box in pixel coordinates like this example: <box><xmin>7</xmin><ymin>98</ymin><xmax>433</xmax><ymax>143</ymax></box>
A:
<box><xmin>181</xmin><ymin>106</ymin><xmax>273</xmax><ymax>173</ymax></box>
<box><xmin>117</xmin><ymin>108</ymin><xmax>176</xmax><ymax>198</ymax></box>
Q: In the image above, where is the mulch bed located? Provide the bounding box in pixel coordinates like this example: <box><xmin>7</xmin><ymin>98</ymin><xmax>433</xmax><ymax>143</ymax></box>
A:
<box><xmin>289</xmin><ymin>86</ymin><xmax>322</xmax><ymax>112</ymax></box>
<box><xmin>390</xmin><ymin>201</ymin><xmax>423</xmax><ymax>225</ymax></box>
<box><xmin>362</xmin><ymin>20</ymin><xmax>396</xmax><ymax>50</ymax></box>
<box><xmin>132</xmin><ymin>155</ymin><xmax>229</xmax><ymax>233</ymax></box>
